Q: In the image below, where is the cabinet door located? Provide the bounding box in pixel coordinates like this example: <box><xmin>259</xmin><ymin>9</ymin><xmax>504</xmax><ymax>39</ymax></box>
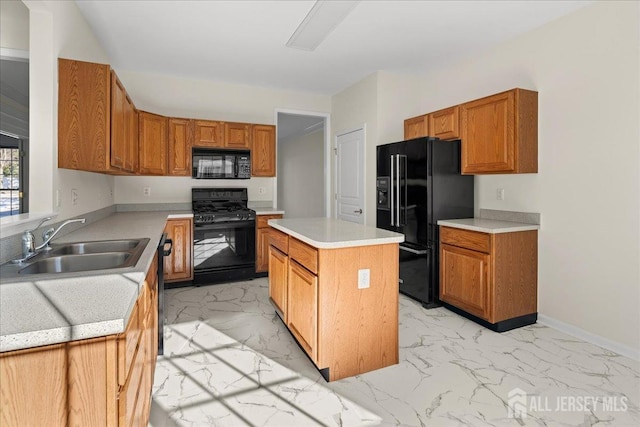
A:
<box><xmin>287</xmin><ymin>260</ymin><xmax>318</xmax><ymax>362</ymax></box>
<box><xmin>461</xmin><ymin>91</ymin><xmax>515</xmax><ymax>174</ymax></box>
<box><xmin>224</xmin><ymin>122</ymin><xmax>251</xmax><ymax>149</ymax></box>
<box><xmin>168</xmin><ymin>119</ymin><xmax>193</xmax><ymax>176</ymax></box>
<box><xmin>110</xmin><ymin>72</ymin><xmax>127</xmax><ymax>171</ymax></box>
<box><xmin>404</xmin><ymin>115</ymin><xmax>428</xmax><ymax>140</ymax></box>
<box><xmin>194</xmin><ymin>120</ymin><xmax>223</xmax><ymax>147</ymax></box>
<box><xmin>164</xmin><ymin>218</ymin><xmax>194</xmax><ymax>282</ymax></box>
<box><xmin>440</xmin><ymin>243</ymin><xmax>490</xmax><ymax>320</ymax></box>
<box><xmin>256</xmin><ymin>227</ymin><xmax>270</xmax><ymax>273</ymax></box>
<box><xmin>138</xmin><ymin>111</ymin><xmax>168</xmax><ymax>175</ymax></box>
<box><xmin>126</xmin><ymin>100</ymin><xmax>138</xmax><ymax>173</ymax></box>
<box><xmin>251</xmin><ymin>125</ymin><xmax>276</xmax><ymax>177</ymax></box>
<box><xmin>428</xmin><ymin>106</ymin><xmax>460</xmax><ymax>140</ymax></box>
<box><xmin>268</xmin><ymin>245</ymin><xmax>288</xmax><ymax>321</ymax></box>
<box><xmin>58</xmin><ymin>59</ymin><xmax>111</xmax><ymax>172</ymax></box>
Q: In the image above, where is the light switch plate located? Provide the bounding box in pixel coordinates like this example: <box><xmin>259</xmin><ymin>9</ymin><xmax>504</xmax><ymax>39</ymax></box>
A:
<box><xmin>358</xmin><ymin>269</ymin><xmax>370</xmax><ymax>289</ymax></box>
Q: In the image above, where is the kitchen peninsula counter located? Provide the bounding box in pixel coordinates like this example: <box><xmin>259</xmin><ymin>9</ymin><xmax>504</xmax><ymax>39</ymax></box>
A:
<box><xmin>267</xmin><ymin>217</ymin><xmax>404</xmax><ymax>381</ymax></box>
<box><xmin>0</xmin><ymin>211</ymin><xmax>191</xmax><ymax>352</ymax></box>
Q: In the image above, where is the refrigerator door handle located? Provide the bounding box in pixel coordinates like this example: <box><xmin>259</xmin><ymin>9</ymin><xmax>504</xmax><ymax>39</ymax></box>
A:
<box><xmin>396</xmin><ymin>154</ymin><xmax>401</xmax><ymax>227</ymax></box>
<box><xmin>399</xmin><ymin>244</ymin><xmax>429</xmax><ymax>255</ymax></box>
<box><xmin>390</xmin><ymin>155</ymin><xmax>395</xmax><ymax>227</ymax></box>
<box><xmin>399</xmin><ymin>154</ymin><xmax>407</xmax><ymax>226</ymax></box>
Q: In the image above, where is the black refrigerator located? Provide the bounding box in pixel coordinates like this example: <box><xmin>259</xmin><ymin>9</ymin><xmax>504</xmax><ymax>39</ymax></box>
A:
<box><xmin>376</xmin><ymin>137</ymin><xmax>474</xmax><ymax>308</ymax></box>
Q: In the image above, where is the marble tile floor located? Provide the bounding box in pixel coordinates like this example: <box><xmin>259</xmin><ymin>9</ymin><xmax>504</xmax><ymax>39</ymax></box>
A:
<box><xmin>149</xmin><ymin>278</ymin><xmax>640</xmax><ymax>427</ymax></box>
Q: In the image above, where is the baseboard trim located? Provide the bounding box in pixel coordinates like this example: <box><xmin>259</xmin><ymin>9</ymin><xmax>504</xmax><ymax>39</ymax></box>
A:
<box><xmin>537</xmin><ymin>314</ymin><xmax>640</xmax><ymax>361</ymax></box>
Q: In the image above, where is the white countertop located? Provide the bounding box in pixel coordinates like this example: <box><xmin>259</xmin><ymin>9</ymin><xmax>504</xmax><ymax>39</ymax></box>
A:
<box><xmin>0</xmin><ymin>211</ymin><xmax>192</xmax><ymax>352</ymax></box>
<box><xmin>268</xmin><ymin>218</ymin><xmax>404</xmax><ymax>249</ymax></box>
<box><xmin>437</xmin><ymin>218</ymin><xmax>540</xmax><ymax>234</ymax></box>
<box><xmin>254</xmin><ymin>208</ymin><xmax>285</xmax><ymax>216</ymax></box>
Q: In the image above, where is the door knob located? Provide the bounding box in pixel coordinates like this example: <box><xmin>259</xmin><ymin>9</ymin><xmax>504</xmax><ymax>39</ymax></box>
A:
<box><xmin>354</xmin><ymin>209</ymin><xmax>362</xmax><ymax>214</ymax></box>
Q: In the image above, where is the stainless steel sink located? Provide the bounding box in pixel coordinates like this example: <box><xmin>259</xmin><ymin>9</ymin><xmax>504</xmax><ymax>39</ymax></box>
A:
<box><xmin>50</xmin><ymin>239</ymin><xmax>143</xmax><ymax>255</ymax></box>
<box><xmin>19</xmin><ymin>252</ymin><xmax>132</xmax><ymax>274</ymax></box>
<box><xmin>7</xmin><ymin>238</ymin><xmax>151</xmax><ymax>277</ymax></box>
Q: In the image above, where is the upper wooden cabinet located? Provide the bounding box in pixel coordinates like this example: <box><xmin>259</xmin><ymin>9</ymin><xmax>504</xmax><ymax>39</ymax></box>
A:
<box><xmin>168</xmin><ymin>118</ymin><xmax>193</xmax><ymax>176</ymax></box>
<box><xmin>428</xmin><ymin>106</ymin><xmax>460</xmax><ymax>140</ymax></box>
<box><xmin>404</xmin><ymin>114</ymin><xmax>428</xmax><ymax>140</ymax></box>
<box><xmin>194</xmin><ymin>120</ymin><xmax>224</xmax><ymax>148</ymax></box>
<box><xmin>251</xmin><ymin>124</ymin><xmax>276</xmax><ymax>177</ymax></box>
<box><xmin>59</xmin><ymin>58</ymin><xmax>136</xmax><ymax>174</ymax></box>
<box><xmin>461</xmin><ymin>88</ymin><xmax>538</xmax><ymax>174</ymax></box>
<box><xmin>224</xmin><ymin>122</ymin><xmax>251</xmax><ymax>149</ymax></box>
<box><xmin>138</xmin><ymin>111</ymin><xmax>168</xmax><ymax>175</ymax></box>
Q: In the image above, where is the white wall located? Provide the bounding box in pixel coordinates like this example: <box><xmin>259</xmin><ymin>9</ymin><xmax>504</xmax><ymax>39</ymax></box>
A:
<box><xmin>0</xmin><ymin>0</ymin><xmax>29</xmax><ymax>51</ymax></box>
<box><xmin>114</xmin><ymin>70</ymin><xmax>331</xmax><ymax>205</ymax></box>
<box><xmin>331</xmin><ymin>73</ymin><xmax>379</xmax><ymax>225</ymax></box>
<box><xmin>277</xmin><ymin>129</ymin><xmax>325</xmax><ymax>218</ymax></box>
<box><xmin>332</xmin><ymin>1</ymin><xmax>639</xmax><ymax>355</ymax></box>
<box><xmin>25</xmin><ymin>0</ymin><xmax>114</xmax><ymax>219</ymax></box>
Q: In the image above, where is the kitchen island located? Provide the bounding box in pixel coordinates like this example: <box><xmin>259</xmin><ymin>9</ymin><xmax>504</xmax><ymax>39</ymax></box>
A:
<box><xmin>267</xmin><ymin>217</ymin><xmax>404</xmax><ymax>381</ymax></box>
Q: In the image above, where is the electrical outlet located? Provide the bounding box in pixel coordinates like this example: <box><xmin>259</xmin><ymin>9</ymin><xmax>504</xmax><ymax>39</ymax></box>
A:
<box><xmin>497</xmin><ymin>188</ymin><xmax>505</xmax><ymax>201</ymax></box>
<box><xmin>143</xmin><ymin>187</ymin><xmax>151</xmax><ymax>196</ymax></box>
<box><xmin>358</xmin><ymin>269</ymin><xmax>370</xmax><ymax>289</ymax></box>
<box><xmin>71</xmin><ymin>189</ymin><xmax>78</xmax><ymax>205</ymax></box>
<box><xmin>258</xmin><ymin>187</ymin><xmax>266</xmax><ymax>195</ymax></box>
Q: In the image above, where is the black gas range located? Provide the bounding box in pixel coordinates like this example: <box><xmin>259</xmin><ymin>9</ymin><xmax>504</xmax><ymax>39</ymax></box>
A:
<box><xmin>191</xmin><ymin>188</ymin><xmax>256</xmax><ymax>285</ymax></box>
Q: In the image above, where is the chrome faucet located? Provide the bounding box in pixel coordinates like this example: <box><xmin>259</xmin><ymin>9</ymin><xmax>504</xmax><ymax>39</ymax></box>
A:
<box><xmin>36</xmin><ymin>218</ymin><xmax>86</xmax><ymax>251</ymax></box>
<box><xmin>20</xmin><ymin>217</ymin><xmax>52</xmax><ymax>260</ymax></box>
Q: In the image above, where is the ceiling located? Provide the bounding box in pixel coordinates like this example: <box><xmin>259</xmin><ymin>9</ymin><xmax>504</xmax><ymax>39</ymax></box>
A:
<box><xmin>277</xmin><ymin>113</ymin><xmax>324</xmax><ymax>140</ymax></box>
<box><xmin>76</xmin><ymin>1</ymin><xmax>591</xmax><ymax>96</ymax></box>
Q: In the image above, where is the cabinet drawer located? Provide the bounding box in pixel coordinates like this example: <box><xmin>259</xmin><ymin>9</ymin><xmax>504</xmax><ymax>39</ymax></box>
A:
<box><xmin>269</xmin><ymin>228</ymin><xmax>289</xmax><ymax>254</ymax></box>
<box><xmin>289</xmin><ymin>238</ymin><xmax>318</xmax><ymax>275</ymax></box>
<box><xmin>257</xmin><ymin>214</ymin><xmax>282</xmax><ymax>228</ymax></box>
<box><xmin>118</xmin><ymin>302</ymin><xmax>140</xmax><ymax>386</ymax></box>
<box><xmin>440</xmin><ymin>227</ymin><xmax>491</xmax><ymax>253</ymax></box>
<box><xmin>118</xmin><ymin>335</ymin><xmax>145</xmax><ymax>427</ymax></box>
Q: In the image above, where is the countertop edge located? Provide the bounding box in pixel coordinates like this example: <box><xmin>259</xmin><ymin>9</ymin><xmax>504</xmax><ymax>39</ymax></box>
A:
<box><xmin>437</xmin><ymin>219</ymin><xmax>540</xmax><ymax>234</ymax></box>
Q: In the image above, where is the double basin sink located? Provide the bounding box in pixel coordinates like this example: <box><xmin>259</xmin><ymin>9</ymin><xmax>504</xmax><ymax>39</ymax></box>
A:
<box><xmin>13</xmin><ymin>238</ymin><xmax>150</xmax><ymax>275</ymax></box>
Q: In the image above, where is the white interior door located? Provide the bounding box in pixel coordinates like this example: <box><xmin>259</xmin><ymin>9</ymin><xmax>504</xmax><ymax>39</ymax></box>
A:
<box><xmin>336</xmin><ymin>128</ymin><xmax>364</xmax><ymax>224</ymax></box>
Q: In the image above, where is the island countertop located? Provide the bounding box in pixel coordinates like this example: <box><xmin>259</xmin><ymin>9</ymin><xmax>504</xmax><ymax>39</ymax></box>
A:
<box><xmin>268</xmin><ymin>217</ymin><xmax>404</xmax><ymax>249</ymax></box>
<box><xmin>0</xmin><ymin>211</ymin><xmax>191</xmax><ymax>353</ymax></box>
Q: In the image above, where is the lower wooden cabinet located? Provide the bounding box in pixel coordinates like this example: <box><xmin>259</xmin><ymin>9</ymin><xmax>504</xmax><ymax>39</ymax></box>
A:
<box><xmin>256</xmin><ymin>214</ymin><xmax>283</xmax><ymax>273</ymax></box>
<box><xmin>268</xmin><ymin>245</ymin><xmax>288</xmax><ymax>320</ymax></box>
<box><xmin>163</xmin><ymin>217</ymin><xmax>193</xmax><ymax>282</ymax></box>
<box><xmin>0</xmin><ymin>258</ymin><xmax>159</xmax><ymax>426</ymax></box>
<box><xmin>439</xmin><ymin>226</ymin><xmax>537</xmax><ymax>331</ymax></box>
<box><xmin>287</xmin><ymin>259</ymin><xmax>318</xmax><ymax>363</ymax></box>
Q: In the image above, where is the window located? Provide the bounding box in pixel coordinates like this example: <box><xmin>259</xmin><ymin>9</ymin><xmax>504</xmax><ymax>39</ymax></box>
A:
<box><xmin>0</xmin><ymin>134</ymin><xmax>28</xmax><ymax>217</ymax></box>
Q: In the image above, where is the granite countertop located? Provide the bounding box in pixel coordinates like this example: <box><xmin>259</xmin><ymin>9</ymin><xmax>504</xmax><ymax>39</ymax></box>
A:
<box><xmin>437</xmin><ymin>218</ymin><xmax>540</xmax><ymax>234</ymax></box>
<box><xmin>0</xmin><ymin>211</ymin><xmax>192</xmax><ymax>353</ymax></box>
<box><xmin>268</xmin><ymin>217</ymin><xmax>404</xmax><ymax>249</ymax></box>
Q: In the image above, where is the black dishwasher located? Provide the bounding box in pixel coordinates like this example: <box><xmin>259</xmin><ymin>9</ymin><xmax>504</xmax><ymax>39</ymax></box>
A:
<box><xmin>157</xmin><ymin>233</ymin><xmax>172</xmax><ymax>355</ymax></box>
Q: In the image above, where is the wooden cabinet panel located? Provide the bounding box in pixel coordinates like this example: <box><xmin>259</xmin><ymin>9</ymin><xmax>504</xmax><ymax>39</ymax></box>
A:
<box><xmin>440</xmin><ymin>243</ymin><xmax>490</xmax><ymax>320</ymax></box>
<box><xmin>138</xmin><ymin>111</ymin><xmax>168</xmax><ymax>175</ymax></box>
<box><xmin>289</xmin><ymin>238</ymin><xmax>318</xmax><ymax>275</ymax></box>
<box><xmin>404</xmin><ymin>114</ymin><xmax>428</xmax><ymax>140</ymax></box>
<box><xmin>287</xmin><ymin>260</ymin><xmax>318</xmax><ymax>363</ymax></box>
<box><xmin>268</xmin><ymin>245</ymin><xmax>289</xmax><ymax>320</ymax></box>
<box><xmin>118</xmin><ymin>301</ymin><xmax>140</xmax><ymax>386</ymax></box>
<box><xmin>194</xmin><ymin>120</ymin><xmax>223</xmax><ymax>147</ymax></box>
<box><xmin>428</xmin><ymin>106</ymin><xmax>460</xmax><ymax>140</ymax></box>
<box><xmin>168</xmin><ymin>118</ymin><xmax>193</xmax><ymax>176</ymax></box>
<box><xmin>251</xmin><ymin>125</ymin><xmax>276</xmax><ymax>177</ymax></box>
<box><xmin>224</xmin><ymin>122</ymin><xmax>251</xmax><ymax>149</ymax></box>
<box><xmin>461</xmin><ymin>88</ymin><xmax>537</xmax><ymax>174</ymax></box>
<box><xmin>58</xmin><ymin>59</ymin><xmax>112</xmax><ymax>172</ymax></box>
<box><xmin>118</xmin><ymin>338</ymin><xmax>145</xmax><ymax>427</ymax></box>
<box><xmin>0</xmin><ymin>344</ymin><xmax>68</xmax><ymax>425</ymax></box>
<box><xmin>164</xmin><ymin>218</ymin><xmax>194</xmax><ymax>282</ymax></box>
<box><xmin>268</xmin><ymin>227</ymin><xmax>289</xmax><ymax>254</ymax></box>
<box><xmin>440</xmin><ymin>226</ymin><xmax>490</xmax><ymax>253</ymax></box>
<box><xmin>256</xmin><ymin>215</ymin><xmax>283</xmax><ymax>273</ymax></box>
<box><xmin>111</xmin><ymin>72</ymin><xmax>126</xmax><ymax>170</ymax></box>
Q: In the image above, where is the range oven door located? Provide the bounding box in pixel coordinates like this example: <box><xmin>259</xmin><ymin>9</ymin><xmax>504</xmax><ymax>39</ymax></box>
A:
<box><xmin>193</xmin><ymin>220</ymin><xmax>256</xmax><ymax>285</ymax></box>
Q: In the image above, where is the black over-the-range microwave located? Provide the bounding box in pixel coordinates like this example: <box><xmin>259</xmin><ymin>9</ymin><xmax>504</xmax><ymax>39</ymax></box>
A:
<box><xmin>192</xmin><ymin>148</ymin><xmax>251</xmax><ymax>179</ymax></box>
